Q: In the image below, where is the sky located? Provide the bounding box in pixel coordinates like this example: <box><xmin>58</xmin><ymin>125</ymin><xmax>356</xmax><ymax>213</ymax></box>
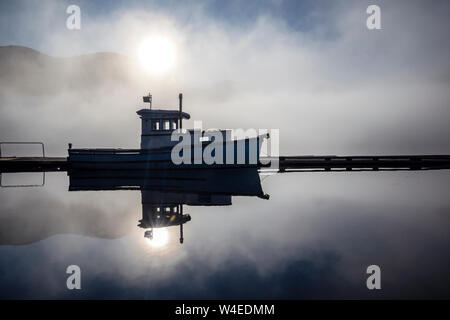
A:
<box><xmin>1</xmin><ymin>0</ymin><xmax>450</xmax><ymax>156</ymax></box>
<box><xmin>1</xmin><ymin>0</ymin><xmax>450</xmax><ymax>299</ymax></box>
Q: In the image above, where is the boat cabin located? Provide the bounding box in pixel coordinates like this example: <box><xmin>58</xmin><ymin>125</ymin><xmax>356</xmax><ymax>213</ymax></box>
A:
<box><xmin>137</xmin><ymin>93</ymin><xmax>191</xmax><ymax>149</ymax></box>
<box><xmin>137</xmin><ymin>109</ymin><xmax>190</xmax><ymax>149</ymax></box>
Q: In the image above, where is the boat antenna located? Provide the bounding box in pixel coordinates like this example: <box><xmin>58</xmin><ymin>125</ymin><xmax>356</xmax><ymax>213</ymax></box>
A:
<box><xmin>178</xmin><ymin>93</ymin><xmax>183</xmax><ymax>129</ymax></box>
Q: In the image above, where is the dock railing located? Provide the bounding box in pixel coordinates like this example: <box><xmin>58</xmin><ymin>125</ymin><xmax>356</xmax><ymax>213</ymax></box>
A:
<box><xmin>0</xmin><ymin>142</ymin><xmax>46</xmax><ymax>187</ymax></box>
<box><xmin>0</xmin><ymin>141</ymin><xmax>45</xmax><ymax>158</ymax></box>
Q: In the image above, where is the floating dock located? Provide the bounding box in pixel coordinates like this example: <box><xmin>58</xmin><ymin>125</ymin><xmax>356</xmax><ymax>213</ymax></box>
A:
<box><xmin>0</xmin><ymin>157</ymin><xmax>68</xmax><ymax>173</ymax></box>
<box><xmin>278</xmin><ymin>155</ymin><xmax>450</xmax><ymax>172</ymax></box>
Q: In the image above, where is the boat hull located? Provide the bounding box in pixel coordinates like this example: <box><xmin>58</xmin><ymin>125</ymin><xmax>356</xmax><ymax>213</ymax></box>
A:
<box><xmin>68</xmin><ymin>136</ymin><xmax>266</xmax><ymax>170</ymax></box>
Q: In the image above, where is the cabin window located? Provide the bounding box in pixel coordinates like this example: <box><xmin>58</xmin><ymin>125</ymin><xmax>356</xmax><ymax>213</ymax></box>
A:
<box><xmin>172</xmin><ymin>120</ymin><xmax>178</xmax><ymax>130</ymax></box>
<box><xmin>163</xmin><ymin>120</ymin><xmax>171</xmax><ymax>130</ymax></box>
<box><xmin>152</xmin><ymin>120</ymin><xmax>160</xmax><ymax>131</ymax></box>
<box><xmin>173</xmin><ymin>206</ymin><xmax>178</xmax><ymax>213</ymax></box>
<box><xmin>164</xmin><ymin>207</ymin><xmax>171</xmax><ymax>212</ymax></box>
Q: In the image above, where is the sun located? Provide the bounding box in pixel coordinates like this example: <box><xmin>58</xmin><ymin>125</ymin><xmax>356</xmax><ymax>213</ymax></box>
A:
<box><xmin>145</xmin><ymin>228</ymin><xmax>169</xmax><ymax>248</ymax></box>
<box><xmin>138</xmin><ymin>35</ymin><xmax>176</xmax><ymax>75</ymax></box>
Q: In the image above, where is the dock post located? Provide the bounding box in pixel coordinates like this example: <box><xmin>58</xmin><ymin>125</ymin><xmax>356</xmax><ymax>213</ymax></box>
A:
<box><xmin>179</xmin><ymin>204</ymin><xmax>184</xmax><ymax>244</ymax></box>
<box><xmin>179</xmin><ymin>93</ymin><xmax>183</xmax><ymax>129</ymax></box>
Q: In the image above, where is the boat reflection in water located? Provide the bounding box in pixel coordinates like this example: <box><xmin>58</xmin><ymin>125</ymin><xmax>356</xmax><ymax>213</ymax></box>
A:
<box><xmin>68</xmin><ymin>168</ymin><xmax>269</xmax><ymax>244</ymax></box>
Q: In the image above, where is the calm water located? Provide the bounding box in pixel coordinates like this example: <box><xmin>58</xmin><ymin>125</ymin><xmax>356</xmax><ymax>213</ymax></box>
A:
<box><xmin>1</xmin><ymin>169</ymin><xmax>450</xmax><ymax>299</ymax></box>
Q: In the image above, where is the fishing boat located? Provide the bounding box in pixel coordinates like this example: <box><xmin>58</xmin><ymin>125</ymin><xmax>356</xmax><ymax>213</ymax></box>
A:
<box><xmin>68</xmin><ymin>93</ymin><xmax>269</xmax><ymax>170</ymax></box>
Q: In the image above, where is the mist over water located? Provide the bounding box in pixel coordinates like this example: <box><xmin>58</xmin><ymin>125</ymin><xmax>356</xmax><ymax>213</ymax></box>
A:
<box><xmin>1</xmin><ymin>0</ymin><xmax>450</xmax><ymax>299</ymax></box>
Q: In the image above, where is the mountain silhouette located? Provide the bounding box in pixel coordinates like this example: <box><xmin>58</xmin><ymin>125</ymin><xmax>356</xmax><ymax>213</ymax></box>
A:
<box><xmin>0</xmin><ymin>45</ymin><xmax>139</xmax><ymax>94</ymax></box>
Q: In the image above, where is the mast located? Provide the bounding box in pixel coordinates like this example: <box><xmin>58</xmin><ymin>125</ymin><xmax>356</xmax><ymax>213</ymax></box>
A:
<box><xmin>179</xmin><ymin>204</ymin><xmax>184</xmax><ymax>244</ymax></box>
<box><xmin>179</xmin><ymin>93</ymin><xmax>183</xmax><ymax>129</ymax></box>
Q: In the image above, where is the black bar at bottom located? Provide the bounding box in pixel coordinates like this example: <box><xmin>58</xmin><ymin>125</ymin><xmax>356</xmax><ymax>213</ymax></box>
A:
<box><xmin>0</xmin><ymin>300</ymin><xmax>446</xmax><ymax>318</ymax></box>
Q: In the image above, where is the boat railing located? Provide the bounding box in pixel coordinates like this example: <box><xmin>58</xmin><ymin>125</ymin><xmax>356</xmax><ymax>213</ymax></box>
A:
<box><xmin>68</xmin><ymin>148</ymin><xmax>142</xmax><ymax>155</ymax></box>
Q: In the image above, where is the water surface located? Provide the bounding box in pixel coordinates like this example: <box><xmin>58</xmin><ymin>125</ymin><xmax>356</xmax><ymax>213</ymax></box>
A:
<box><xmin>1</xmin><ymin>169</ymin><xmax>449</xmax><ymax>299</ymax></box>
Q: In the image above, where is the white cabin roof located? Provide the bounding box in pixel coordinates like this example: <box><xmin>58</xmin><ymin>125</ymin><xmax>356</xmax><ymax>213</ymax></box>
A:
<box><xmin>136</xmin><ymin>109</ymin><xmax>190</xmax><ymax>120</ymax></box>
